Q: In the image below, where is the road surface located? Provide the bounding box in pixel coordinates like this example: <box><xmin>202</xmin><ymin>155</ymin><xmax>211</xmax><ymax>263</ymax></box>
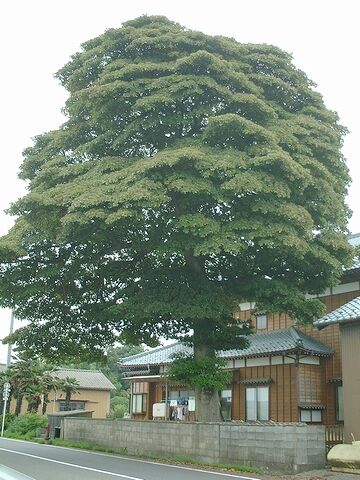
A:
<box><xmin>0</xmin><ymin>438</ymin><xmax>262</xmax><ymax>480</ymax></box>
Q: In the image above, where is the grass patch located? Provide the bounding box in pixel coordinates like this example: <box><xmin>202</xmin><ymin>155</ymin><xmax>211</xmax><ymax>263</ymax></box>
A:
<box><xmin>47</xmin><ymin>438</ymin><xmax>127</xmax><ymax>455</ymax></box>
<box><xmin>4</xmin><ymin>431</ymin><xmax>39</xmax><ymax>441</ymax></box>
<box><xmin>136</xmin><ymin>453</ymin><xmax>262</xmax><ymax>474</ymax></box>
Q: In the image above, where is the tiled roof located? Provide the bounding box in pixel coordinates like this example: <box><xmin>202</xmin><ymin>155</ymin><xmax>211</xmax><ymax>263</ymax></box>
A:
<box><xmin>314</xmin><ymin>296</ymin><xmax>360</xmax><ymax>329</ymax></box>
<box><xmin>298</xmin><ymin>403</ymin><xmax>325</xmax><ymax>410</ymax></box>
<box><xmin>348</xmin><ymin>233</ymin><xmax>360</xmax><ymax>270</ymax></box>
<box><xmin>120</xmin><ymin>343</ymin><xmax>192</xmax><ymax>368</ymax></box>
<box><xmin>119</xmin><ymin>327</ymin><xmax>332</xmax><ymax>368</ymax></box>
<box><xmin>349</xmin><ymin>233</ymin><xmax>360</xmax><ymax>247</ymax></box>
<box><xmin>53</xmin><ymin>368</ymin><xmax>116</xmax><ymax>391</ymax></box>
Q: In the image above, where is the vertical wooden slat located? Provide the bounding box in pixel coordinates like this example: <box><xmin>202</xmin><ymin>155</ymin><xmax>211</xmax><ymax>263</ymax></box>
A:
<box><xmin>325</xmin><ymin>425</ymin><xmax>344</xmax><ymax>452</ymax></box>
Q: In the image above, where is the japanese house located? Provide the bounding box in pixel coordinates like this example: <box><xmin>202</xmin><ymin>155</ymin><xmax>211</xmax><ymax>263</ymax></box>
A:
<box><xmin>119</xmin><ymin>233</ymin><xmax>360</xmax><ymax>425</ymax></box>
<box><xmin>314</xmin><ymin>295</ymin><xmax>360</xmax><ymax>442</ymax></box>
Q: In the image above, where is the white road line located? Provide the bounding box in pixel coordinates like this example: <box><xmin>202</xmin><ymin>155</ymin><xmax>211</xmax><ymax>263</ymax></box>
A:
<box><xmin>105</xmin><ymin>457</ymin><xmax>262</xmax><ymax>480</ymax></box>
<box><xmin>122</xmin><ymin>461</ymin><xmax>262</xmax><ymax>480</ymax></box>
<box><xmin>0</xmin><ymin>439</ymin><xmax>262</xmax><ymax>480</ymax></box>
<box><xmin>0</xmin><ymin>447</ymin><xmax>143</xmax><ymax>480</ymax></box>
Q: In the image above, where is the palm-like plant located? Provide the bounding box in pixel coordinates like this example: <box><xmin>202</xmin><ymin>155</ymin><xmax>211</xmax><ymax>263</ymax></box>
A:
<box><xmin>5</xmin><ymin>357</ymin><xmax>58</xmax><ymax>415</ymax></box>
<box><xmin>58</xmin><ymin>377</ymin><xmax>80</xmax><ymax>411</ymax></box>
<box><xmin>5</xmin><ymin>360</ymin><xmax>30</xmax><ymax>415</ymax></box>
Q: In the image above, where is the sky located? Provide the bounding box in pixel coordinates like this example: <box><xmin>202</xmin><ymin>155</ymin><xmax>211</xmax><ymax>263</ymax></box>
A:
<box><xmin>0</xmin><ymin>0</ymin><xmax>359</xmax><ymax>362</ymax></box>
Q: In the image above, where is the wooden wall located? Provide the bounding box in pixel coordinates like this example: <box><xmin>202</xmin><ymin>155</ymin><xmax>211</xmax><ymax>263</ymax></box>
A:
<box><xmin>232</xmin><ymin>363</ymin><xmax>298</xmax><ymax>422</ymax></box>
<box><xmin>234</xmin><ymin>289</ymin><xmax>360</xmax><ymax>425</ymax></box>
<box><xmin>341</xmin><ymin>323</ymin><xmax>360</xmax><ymax>442</ymax></box>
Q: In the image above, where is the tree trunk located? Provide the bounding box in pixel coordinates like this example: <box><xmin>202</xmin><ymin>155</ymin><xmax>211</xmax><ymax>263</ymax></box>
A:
<box><xmin>193</xmin><ymin>342</ymin><xmax>222</xmax><ymax>423</ymax></box>
<box><xmin>42</xmin><ymin>394</ymin><xmax>49</xmax><ymax>415</ymax></box>
<box><xmin>65</xmin><ymin>391</ymin><xmax>71</xmax><ymax>410</ymax></box>
<box><xmin>27</xmin><ymin>397</ymin><xmax>40</xmax><ymax>413</ymax></box>
<box><xmin>184</xmin><ymin>249</ymin><xmax>223</xmax><ymax>423</ymax></box>
<box><xmin>14</xmin><ymin>395</ymin><xmax>23</xmax><ymax>416</ymax></box>
<box><xmin>195</xmin><ymin>387</ymin><xmax>222</xmax><ymax>422</ymax></box>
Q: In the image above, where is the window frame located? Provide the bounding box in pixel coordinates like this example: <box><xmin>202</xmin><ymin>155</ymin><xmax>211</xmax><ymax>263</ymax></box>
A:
<box><xmin>256</xmin><ymin>315</ymin><xmax>267</xmax><ymax>330</ymax></box>
<box><xmin>220</xmin><ymin>388</ymin><xmax>232</xmax><ymax>421</ymax></box>
<box><xmin>59</xmin><ymin>400</ymin><xmax>86</xmax><ymax>412</ymax></box>
<box><xmin>132</xmin><ymin>393</ymin><xmax>147</xmax><ymax>414</ymax></box>
<box><xmin>246</xmin><ymin>385</ymin><xmax>269</xmax><ymax>421</ymax></box>
<box><xmin>299</xmin><ymin>408</ymin><xmax>322</xmax><ymax>423</ymax></box>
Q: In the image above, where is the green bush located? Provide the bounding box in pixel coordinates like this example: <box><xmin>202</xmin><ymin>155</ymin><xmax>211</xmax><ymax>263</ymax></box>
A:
<box><xmin>110</xmin><ymin>396</ymin><xmax>129</xmax><ymax>419</ymax></box>
<box><xmin>5</xmin><ymin>413</ymin><xmax>47</xmax><ymax>439</ymax></box>
<box><xmin>0</xmin><ymin>413</ymin><xmax>14</xmax><ymax>430</ymax></box>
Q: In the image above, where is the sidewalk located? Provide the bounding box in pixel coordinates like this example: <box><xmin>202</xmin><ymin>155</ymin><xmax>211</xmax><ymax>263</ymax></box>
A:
<box><xmin>267</xmin><ymin>468</ymin><xmax>359</xmax><ymax>480</ymax></box>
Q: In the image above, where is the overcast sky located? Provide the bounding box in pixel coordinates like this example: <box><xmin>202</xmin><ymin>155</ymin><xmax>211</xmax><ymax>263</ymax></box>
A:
<box><xmin>0</xmin><ymin>0</ymin><xmax>359</xmax><ymax>362</ymax></box>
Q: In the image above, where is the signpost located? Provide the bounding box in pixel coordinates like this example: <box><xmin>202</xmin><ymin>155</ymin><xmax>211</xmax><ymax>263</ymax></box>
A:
<box><xmin>1</xmin><ymin>382</ymin><xmax>11</xmax><ymax>436</ymax></box>
<box><xmin>1</xmin><ymin>311</ymin><xmax>15</xmax><ymax>437</ymax></box>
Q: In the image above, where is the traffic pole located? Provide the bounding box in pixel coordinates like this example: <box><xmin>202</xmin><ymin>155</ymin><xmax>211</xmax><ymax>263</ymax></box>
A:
<box><xmin>1</xmin><ymin>311</ymin><xmax>15</xmax><ymax>437</ymax></box>
<box><xmin>1</xmin><ymin>382</ymin><xmax>11</xmax><ymax>436</ymax></box>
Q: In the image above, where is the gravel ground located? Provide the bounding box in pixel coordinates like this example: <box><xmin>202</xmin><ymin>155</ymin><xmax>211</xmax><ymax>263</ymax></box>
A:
<box><xmin>193</xmin><ymin>466</ymin><xmax>360</xmax><ymax>479</ymax></box>
<box><xmin>263</xmin><ymin>468</ymin><xmax>360</xmax><ymax>480</ymax></box>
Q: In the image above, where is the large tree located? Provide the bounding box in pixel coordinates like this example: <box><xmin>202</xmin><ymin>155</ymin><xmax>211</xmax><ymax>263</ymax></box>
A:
<box><xmin>0</xmin><ymin>16</ymin><xmax>353</xmax><ymax>421</ymax></box>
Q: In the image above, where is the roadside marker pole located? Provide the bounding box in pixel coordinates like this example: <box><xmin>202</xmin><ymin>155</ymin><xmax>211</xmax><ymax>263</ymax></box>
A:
<box><xmin>1</xmin><ymin>310</ymin><xmax>15</xmax><ymax>437</ymax></box>
<box><xmin>1</xmin><ymin>382</ymin><xmax>11</xmax><ymax>436</ymax></box>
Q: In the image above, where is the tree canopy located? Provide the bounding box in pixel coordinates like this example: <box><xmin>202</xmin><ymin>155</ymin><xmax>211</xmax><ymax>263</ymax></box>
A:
<box><xmin>0</xmin><ymin>16</ymin><xmax>352</xmax><ymax>371</ymax></box>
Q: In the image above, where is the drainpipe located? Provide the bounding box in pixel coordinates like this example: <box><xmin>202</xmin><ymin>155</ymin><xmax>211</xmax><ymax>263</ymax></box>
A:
<box><xmin>165</xmin><ymin>381</ymin><xmax>168</xmax><ymax>421</ymax></box>
<box><xmin>6</xmin><ymin>311</ymin><xmax>15</xmax><ymax>367</ymax></box>
<box><xmin>129</xmin><ymin>382</ymin><xmax>133</xmax><ymax>419</ymax></box>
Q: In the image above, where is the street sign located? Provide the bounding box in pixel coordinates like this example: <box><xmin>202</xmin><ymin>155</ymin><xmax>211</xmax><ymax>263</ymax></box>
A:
<box><xmin>2</xmin><ymin>382</ymin><xmax>11</xmax><ymax>401</ymax></box>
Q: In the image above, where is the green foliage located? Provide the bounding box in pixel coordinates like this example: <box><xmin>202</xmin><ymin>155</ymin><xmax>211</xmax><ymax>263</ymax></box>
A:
<box><xmin>0</xmin><ymin>413</ymin><xmax>14</xmax><ymax>430</ymax></box>
<box><xmin>153</xmin><ymin>456</ymin><xmax>262</xmax><ymax>474</ymax></box>
<box><xmin>5</xmin><ymin>413</ymin><xmax>47</xmax><ymax>439</ymax></box>
<box><xmin>110</xmin><ymin>395</ymin><xmax>129</xmax><ymax>419</ymax></box>
<box><xmin>48</xmin><ymin>438</ymin><xmax>125</xmax><ymax>454</ymax></box>
<box><xmin>4</xmin><ymin>357</ymin><xmax>58</xmax><ymax>415</ymax></box>
<box><xmin>0</xmin><ymin>16</ymin><xmax>354</xmax><ymax>369</ymax></box>
<box><xmin>167</xmin><ymin>354</ymin><xmax>231</xmax><ymax>392</ymax></box>
<box><xmin>58</xmin><ymin>377</ymin><xmax>80</xmax><ymax>407</ymax></box>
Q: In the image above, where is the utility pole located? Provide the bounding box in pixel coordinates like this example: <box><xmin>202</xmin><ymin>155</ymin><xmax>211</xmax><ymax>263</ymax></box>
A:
<box><xmin>6</xmin><ymin>310</ymin><xmax>15</xmax><ymax>367</ymax></box>
<box><xmin>1</xmin><ymin>310</ymin><xmax>15</xmax><ymax>437</ymax></box>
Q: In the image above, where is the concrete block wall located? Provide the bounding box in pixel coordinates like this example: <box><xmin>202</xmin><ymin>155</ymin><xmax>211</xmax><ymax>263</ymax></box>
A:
<box><xmin>62</xmin><ymin>419</ymin><xmax>325</xmax><ymax>473</ymax></box>
<box><xmin>219</xmin><ymin>423</ymin><xmax>325</xmax><ymax>472</ymax></box>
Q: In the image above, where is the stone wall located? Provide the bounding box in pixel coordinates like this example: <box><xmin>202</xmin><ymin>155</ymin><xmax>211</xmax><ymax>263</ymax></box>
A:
<box><xmin>62</xmin><ymin>419</ymin><xmax>325</xmax><ymax>473</ymax></box>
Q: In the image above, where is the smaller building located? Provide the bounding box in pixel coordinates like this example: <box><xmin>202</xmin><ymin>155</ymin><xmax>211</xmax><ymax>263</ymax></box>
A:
<box><xmin>49</xmin><ymin>368</ymin><xmax>116</xmax><ymax>418</ymax></box>
<box><xmin>9</xmin><ymin>368</ymin><xmax>116</xmax><ymax>419</ymax></box>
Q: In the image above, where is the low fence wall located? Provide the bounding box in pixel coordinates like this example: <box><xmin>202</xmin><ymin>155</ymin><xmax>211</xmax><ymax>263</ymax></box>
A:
<box><xmin>62</xmin><ymin>418</ymin><xmax>325</xmax><ymax>473</ymax></box>
<box><xmin>325</xmin><ymin>425</ymin><xmax>344</xmax><ymax>453</ymax></box>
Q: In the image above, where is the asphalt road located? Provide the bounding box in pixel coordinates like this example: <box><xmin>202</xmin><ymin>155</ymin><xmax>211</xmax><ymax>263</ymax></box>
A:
<box><xmin>0</xmin><ymin>438</ymin><xmax>262</xmax><ymax>480</ymax></box>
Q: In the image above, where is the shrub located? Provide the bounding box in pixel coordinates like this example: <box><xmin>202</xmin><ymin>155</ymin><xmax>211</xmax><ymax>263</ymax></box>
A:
<box><xmin>5</xmin><ymin>413</ymin><xmax>47</xmax><ymax>439</ymax></box>
<box><xmin>0</xmin><ymin>413</ymin><xmax>14</xmax><ymax>430</ymax></box>
<box><xmin>110</xmin><ymin>396</ymin><xmax>129</xmax><ymax>419</ymax></box>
